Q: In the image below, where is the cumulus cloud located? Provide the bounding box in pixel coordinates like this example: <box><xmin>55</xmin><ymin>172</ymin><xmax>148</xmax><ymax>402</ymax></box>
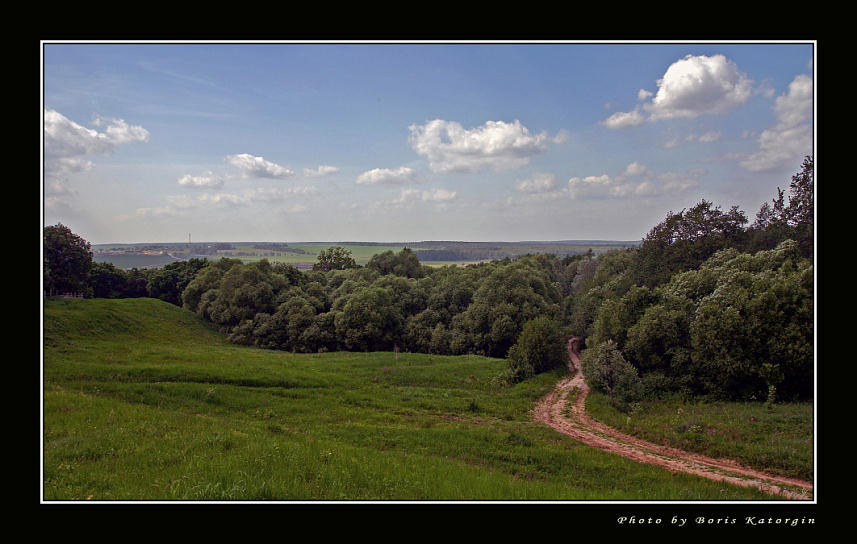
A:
<box><xmin>225</xmin><ymin>153</ymin><xmax>295</xmax><ymax>179</ymax></box>
<box><xmin>178</xmin><ymin>172</ymin><xmax>224</xmax><ymax>189</ymax></box>
<box><xmin>740</xmin><ymin>74</ymin><xmax>813</xmax><ymax>172</ymax></box>
<box><xmin>356</xmin><ymin>166</ymin><xmax>422</xmax><ymax>186</ymax></box>
<box><xmin>408</xmin><ymin>119</ymin><xmax>555</xmax><ymax>173</ymax></box>
<box><xmin>303</xmin><ymin>165</ymin><xmax>340</xmax><ymax>177</ymax></box>
<box><xmin>601</xmin><ymin>108</ymin><xmax>645</xmax><ymax>129</ymax></box>
<box><xmin>602</xmin><ymin>54</ymin><xmax>753</xmax><ymax>128</ymax></box>
<box><xmin>92</xmin><ymin>116</ymin><xmax>152</xmax><ymax>145</ymax></box>
<box><xmin>44</xmin><ymin>108</ymin><xmax>150</xmax><ymax>159</ymax></box>
<box><xmin>621</xmin><ymin>161</ymin><xmax>653</xmax><ymax>178</ymax></box>
<box><xmin>43</xmin><ymin>108</ymin><xmax>150</xmax><ymax>198</ymax></box>
<box><xmin>646</xmin><ymin>54</ymin><xmax>752</xmax><ymax>120</ymax></box>
<box><xmin>516</xmin><ymin>172</ymin><xmax>558</xmax><ymax>193</ymax></box>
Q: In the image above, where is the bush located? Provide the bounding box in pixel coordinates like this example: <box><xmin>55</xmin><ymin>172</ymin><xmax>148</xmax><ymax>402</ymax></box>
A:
<box><xmin>505</xmin><ymin>316</ymin><xmax>568</xmax><ymax>384</ymax></box>
<box><xmin>580</xmin><ymin>340</ymin><xmax>641</xmax><ymax>412</ymax></box>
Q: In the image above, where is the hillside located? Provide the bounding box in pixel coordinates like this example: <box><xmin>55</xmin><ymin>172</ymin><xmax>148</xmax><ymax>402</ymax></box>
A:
<box><xmin>41</xmin><ymin>298</ymin><xmax>775</xmax><ymax>501</ymax></box>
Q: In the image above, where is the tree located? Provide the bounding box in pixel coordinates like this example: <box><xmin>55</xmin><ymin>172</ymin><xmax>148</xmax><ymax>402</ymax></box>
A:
<box><xmin>451</xmin><ymin>258</ymin><xmax>561</xmax><ymax>357</ymax></box>
<box><xmin>505</xmin><ymin>316</ymin><xmax>568</xmax><ymax>384</ymax></box>
<box><xmin>580</xmin><ymin>340</ymin><xmax>641</xmax><ymax>410</ymax></box>
<box><xmin>334</xmin><ymin>286</ymin><xmax>403</xmax><ymax>351</ymax></box>
<box><xmin>146</xmin><ymin>258</ymin><xmax>208</xmax><ymax>306</ymax></box>
<box><xmin>748</xmin><ymin>156</ymin><xmax>814</xmax><ymax>257</ymax></box>
<box><xmin>313</xmin><ymin>246</ymin><xmax>358</xmax><ymax>272</ymax></box>
<box><xmin>87</xmin><ymin>261</ymin><xmax>128</xmax><ymax>298</ymax></box>
<box><xmin>44</xmin><ymin>223</ymin><xmax>92</xmax><ymax>296</ymax></box>
<box><xmin>631</xmin><ymin>200</ymin><xmax>749</xmax><ymax>288</ymax></box>
<box><xmin>366</xmin><ymin>248</ymin><xmax>426</xmax><ymax>278</ymax></box>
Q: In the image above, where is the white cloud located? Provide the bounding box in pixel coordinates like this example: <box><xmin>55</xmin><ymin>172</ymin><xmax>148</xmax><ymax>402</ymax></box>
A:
<box><xmin>697</xmin><ymin>130</ymin><xmax>721</xmax><ymax>142</ymax></box>
<box><xmin>657</xmin><ymin>168</ymin><xmax>706</xmax><ymax>193</ymax></box>
<box><xmin>225</xmin><ymin>153</ymin><xmax>295</xmax><ymax>179</ymax></box>
<box><xmin>92</xmin><ymin>116</ymin><xmax>152</xmax><ymax>145</ymax></box>
<box><xmin>132</xmin><ymin>186</ymin><xmax>317</xmax><ymax>217</ymax></box>
<box><xmin>772</xmin><ymin>74</ymin><xmax>813</xmax><ymax>128</ymax></box>
<box><xmin>621</xmin><ymin>161</ymin><xmax>653</xmax><ymax>178</ymax></box>
<box><xmin>356</xmin><ymin>166</ymin><xmax>422</xmax><ymax>186</ymax></box>
<box><xmin>646</xmin><ymin>54</ymin><xmax>753</xmax><ymax>120</ymax></box>
<box><xmin>601</xmin><ymin>108</ymin><xmax>645</xmax><ymax>129</ymax></box>
<box><xmin>740</xmin><ymin>74</ymin><xmax>813</xmax><ymax>172</ymax></box>
<box><xmin>408</xmin><ymin>119</ymin><xmax>552</xmax><ymax>173</ymax></box>
<box><xmin>178</xmin><ymin>172</ymin><xmax>224</xmax><ymax>189</ymax></box>
<box><xmin>602</xmin><ymin>54</ymin><xmax>753</xmax><ymax>128</ymax></box>
<box><xmin>552</xmin><ymin>129</ymin><xmax>570</xmax><ymax>144</ymax></box>
<box><xmin>303</xmin><ymin>165</ymin><xmax>340</xmax><ymax>177</ymax></box>
<box><xmin>568</xmin><ymin>164</ymin><xmax>702</xmax><ymax>200</ymax></box>
<box><xmin>44</xmin><ymin>108</ymin><xmax>149</xmax><ymax>159</ymax></box>
<box><xmin>43</xmin><ymin>108</ymin><xmax>150</xmax><ymax>203</ymax></box>
<box><xmin>516</xmin><ymin>172</ymin><xmax>558</xmax><ymax>193</ymax></box>
<box><xmin>387</xmin><ymin>187</ymin><xmax>457</xmax><ymax>207</ymax></box>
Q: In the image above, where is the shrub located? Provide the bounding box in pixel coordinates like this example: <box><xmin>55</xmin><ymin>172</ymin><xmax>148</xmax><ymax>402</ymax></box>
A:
<box><xmin>580</xmin><ymin>340</ymin><xmax>641</xmax><ymax>412</ymax></box>
<box><xmin>505</xmin><ymin>316</ymin><xmax>568</xmax><ymax>384</ymax></box>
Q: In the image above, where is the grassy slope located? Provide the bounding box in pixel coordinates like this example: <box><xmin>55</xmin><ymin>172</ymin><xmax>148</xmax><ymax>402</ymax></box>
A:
<box><xmin>42</xmin><ymin>298</ymin><xmax>774</xmax><ymax>501</ymax></box>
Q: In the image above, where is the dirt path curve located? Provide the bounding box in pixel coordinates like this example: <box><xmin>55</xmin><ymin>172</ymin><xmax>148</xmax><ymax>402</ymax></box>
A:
<box><xmin>532</xmin><ymin>338</ymin><xmax>813</xmax><ymax>500</ymax></box>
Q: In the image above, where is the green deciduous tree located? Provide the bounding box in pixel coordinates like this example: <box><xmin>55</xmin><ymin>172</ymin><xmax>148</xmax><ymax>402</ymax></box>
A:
<box><xmin>366</xmin><ymin>248</ymin><xmax>426</xmax><ymax>278</ymax></box>
<box><xmin>44</xmin><ymin>223</ymin><xmax>92</xmax><ymax>296</ymax></box>
<box><xmin>748</xmin><ymin>156</ymin><xmax>814</xmax><ymax>258</ymax></box>
<box><xmin>580</xmin><ymin>340</ymin><xmax>641</xmax><ymax>411</ymax></box>
<box><xmin>505</xmin><ymin>316</ymin><xmax>568</xmax><ymax>384</ymax></box>
<box><xmin>313</xmin><ymin>246</ymin><xmax>358</xmax><ymax>272</ymax></box>
<box><xmin>334</xmin><ymin>286</ymin><xmax>404</xmax><ymax>352</ymax></box>
<box><xmin>631</xmin><ymin>200</ymin><xmax>749</xmax><ymax>289</ymax></box>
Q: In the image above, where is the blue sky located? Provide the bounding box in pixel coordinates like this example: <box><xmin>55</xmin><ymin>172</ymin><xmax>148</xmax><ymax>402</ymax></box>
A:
<box><xmin>42</xmin><ymin>41</ymin><xmax>814</xmax><ymax>244</ymax></box>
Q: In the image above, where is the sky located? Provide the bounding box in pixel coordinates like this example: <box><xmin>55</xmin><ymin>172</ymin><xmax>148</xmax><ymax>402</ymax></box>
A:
<box><xmin>42</xmin><ymin>41</ymin><xmax>815</xmax><ymax>244</ymax></box>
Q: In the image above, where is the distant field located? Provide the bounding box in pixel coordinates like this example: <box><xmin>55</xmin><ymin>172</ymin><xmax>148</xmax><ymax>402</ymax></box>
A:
<box><xmin>93</xmin><ymin>253</ymin><xmax>181</xmax><ymax>270</ymax></box>
<box><xmin>91</xmin><ymin>240</ymin><xmax>638</xmax><ymax>270</ymax></box>
<box><xmin>42</xmin><ymin>298</ymin><xmax>775</xmax><ymax>501</ymax></box>
<box><xmin>235</xmin><ymin>244</ymin><xmax>427</xmax><ymax>265</ymax></box>
<box><xmin>422</xmin><ymin>260</ymin><xmax>486</xmax><ymax>268</ymax></box>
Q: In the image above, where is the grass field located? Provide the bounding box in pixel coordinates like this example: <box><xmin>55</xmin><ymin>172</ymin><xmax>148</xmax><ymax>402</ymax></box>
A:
<box><xmin>93</xmin><ymin>253</ymin><xmax>182</xmax><ymax>269</ymax></box>
<box><xmin>584</xmin><ymin>393</ymin><xmax>814</xmax><ymax>482</ymax></box>
<box><xmin>42</xmin><ymin>298</ymin><xmax>781</xmax><ymax>501</ymax></box>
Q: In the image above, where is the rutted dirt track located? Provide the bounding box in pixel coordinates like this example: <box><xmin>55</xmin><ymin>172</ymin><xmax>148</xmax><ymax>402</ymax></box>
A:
<box><xmin>532</xmin><ymin>340</ymin><xmax>814</xmax><ymax>500</ymax></box>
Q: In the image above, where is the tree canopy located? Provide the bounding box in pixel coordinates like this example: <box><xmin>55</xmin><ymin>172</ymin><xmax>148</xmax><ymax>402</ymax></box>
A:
<box><xmin>312</xmin><ymin>246</ymin><xmax>358</xmax><ymax>272</ymax></box>
<box><xmin>44</xmin><ymin>223</ymin><xmax>92</xmax><ymax>296</ymax></box>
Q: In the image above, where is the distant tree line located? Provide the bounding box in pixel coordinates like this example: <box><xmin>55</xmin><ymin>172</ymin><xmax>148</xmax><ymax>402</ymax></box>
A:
<box><xmin>44</xmin><ymin>157</ymin><xmax>813</xmax><ymax>404</ymax></box>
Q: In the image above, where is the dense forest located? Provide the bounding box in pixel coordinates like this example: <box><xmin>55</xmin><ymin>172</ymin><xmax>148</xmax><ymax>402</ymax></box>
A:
<box><xmin>44</xmin><ymin>157</ymin><xmax>813</xmax><ymax>406</ymax></box>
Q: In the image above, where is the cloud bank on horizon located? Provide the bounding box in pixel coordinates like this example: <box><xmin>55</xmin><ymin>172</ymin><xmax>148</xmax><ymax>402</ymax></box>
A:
<box><xmin>42</xmin><ymin>43</ymin><xmax>814</xmax><ymax>244</ymax></box>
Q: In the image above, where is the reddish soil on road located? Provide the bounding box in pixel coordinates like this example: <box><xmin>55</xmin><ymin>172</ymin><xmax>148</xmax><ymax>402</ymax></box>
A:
<box><xmin>532</xmin><ymin>338</ymin><xmax>813</xmax><ymax>500</ymax></box>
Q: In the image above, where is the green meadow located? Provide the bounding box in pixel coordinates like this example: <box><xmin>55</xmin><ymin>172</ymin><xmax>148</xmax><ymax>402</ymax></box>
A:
<box><xmin>42</xmin><ymin>298</ymin><xmax>777</xmax><ymax>501</ymax></box>
<box><xmin>584</xmin><ymin>392</ymin><xmax>813</xmax><ymax>482</ymax></box>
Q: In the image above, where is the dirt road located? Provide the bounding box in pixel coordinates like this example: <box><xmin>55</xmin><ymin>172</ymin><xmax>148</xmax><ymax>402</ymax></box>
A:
<box><xmin>532</xmin><ymin>340</ymin><xmax>813</xmax><ymax>500</ymax></box>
